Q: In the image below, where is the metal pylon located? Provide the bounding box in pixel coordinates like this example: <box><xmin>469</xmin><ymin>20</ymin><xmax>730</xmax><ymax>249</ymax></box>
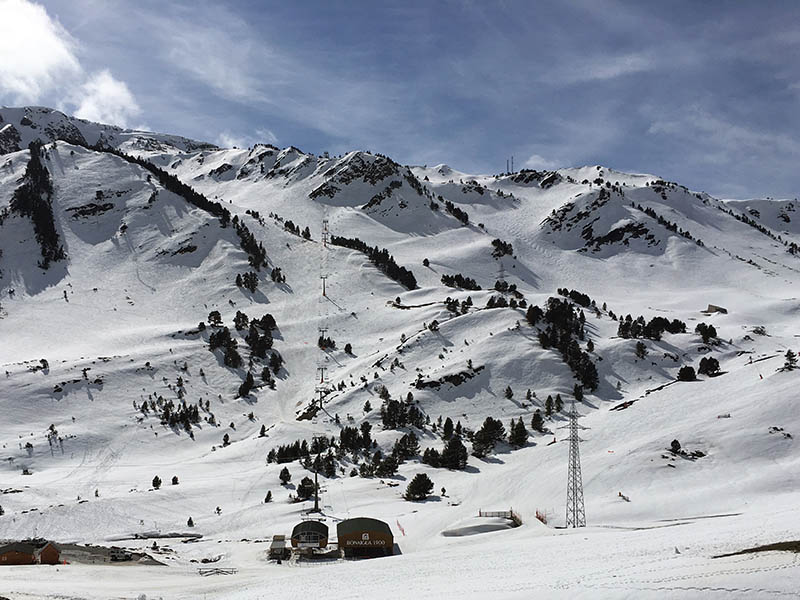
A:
<box><xmin>566</xmin><ymin>400</ymin><xmax>586</xmax><ymax>528</ymax></box>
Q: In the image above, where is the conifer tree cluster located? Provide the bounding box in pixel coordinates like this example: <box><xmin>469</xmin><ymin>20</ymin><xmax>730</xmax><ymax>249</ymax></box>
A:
<box><xmin>471</xmin><ymin>417</ymin><xmax>506</xmax><ymax>457</ymax></box>
<box><xmin>441</xmin><ymin>273</ymin><xmax>481</xmax><ymax>290</ymax></box>
<box><xmin>698</xmin><ymin>356</ymin><xmax>720</xmax><ymax>376</ymax></box>
<box><xmin>694</xmin><ymin>322</ymin><xmax>717</xmax><ymax>344</ymax></box>
<box><xmin>444</xmin><ymin>296</ymin><xmax>473</xmax><ymax>315</ymax></box>
<box><xmin>139</xmin><ymin>397</ymin><xmax>201</xmax><ymax>432</ymax></box>
<box><xmin>534</xmin><ymin>297</ymin><xmax>599</xmax><ymax>390</ymax></box>
<box><xmin>339</xmin><ymin>422</ymin><xmax>373</xmax><ymax>453</ymax></box>
<box><xmin>380</xmin><ymin>398</ymin><xmax>426</xmax><ymax>429</ymax></box>
<box><xmin>330</xmin><ymin>235</ymin><xmax>417</xmax><ymax>289</ymax></box>
<box><xmin>618</xmin><ymin>315</ymin><xmax>687</xmax><ymax>340</ymax></box>
<box><xmin>443</xmin><ymin>199</ymin><xmax>469</xmax><ymax>224</ymax></box>
<box><xmin>10</xmin><ymin>141</ymin><xmax>66</xmax><ymax>269</ymax></box>
<box><xmin>491</xmin><ymin>238</ymin><xmax>513</xmax><ymax>258</ymax></box>
<box><xmin>557</xmin><ymin>288</ymin><xmax>592</xmax><ymax>307</ymax></box>
<box><xmin>236</xmin><ymin>271</ymin><xmax>258</xmax><ymax>292</ymax></box>
<box><xmin>422</xmin><ymin>436</ymin><xmax>468</xmax><ymax>470</ymax></box>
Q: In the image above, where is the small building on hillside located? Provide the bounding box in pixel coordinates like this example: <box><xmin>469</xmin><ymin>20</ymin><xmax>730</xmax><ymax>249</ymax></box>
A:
<box><xmin>337</xmin><ymin>518</ymin><xmax>393</xmax><ymax>558</ymax></box>
<box><xmin>0</xmin><ymin>540</ymin><xmax>60</xmax><ymax>565</ymax></box>
<box><xmin>268</xmin><ymin>535</ymin><xmax>289</xmax><ymax>560</ymax></box>
<box><xmin>291</xmin><ymin>520</ymin><xmax>328</xmax><ymax>549</ymax></box>
<box><xmin>705</xmin><ymin>304</ymin><xmax>728</xmax><ymax>314</ymax></box>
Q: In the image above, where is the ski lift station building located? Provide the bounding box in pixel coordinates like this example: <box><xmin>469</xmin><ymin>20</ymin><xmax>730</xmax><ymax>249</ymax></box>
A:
<box><xmin>337</xmin><ymin>517</ymin><xmax>393</xmax><ymax>558</ymax></box>
<box><xmin>291</xmin><ymin>520</ymin><xmax>329</xmax><ymax>549</ymax></box>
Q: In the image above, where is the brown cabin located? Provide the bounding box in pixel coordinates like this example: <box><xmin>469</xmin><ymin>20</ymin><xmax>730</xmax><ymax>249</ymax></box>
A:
<box><xmin>337</xmin><ymin>517</ymin><xmax>393</xmax><ymax>558</ymax></box>
<box><xmin>0</xmin><ymin>541</ymin><xmax>60</xmax><ymax>565</ymax></box>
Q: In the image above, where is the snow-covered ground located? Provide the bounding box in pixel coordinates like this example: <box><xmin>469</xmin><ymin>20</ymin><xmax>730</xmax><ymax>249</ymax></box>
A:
<box><xmin>0</xmin><ymin>107</ymin><xmax>798</xmax><ymax>598</ymax></box>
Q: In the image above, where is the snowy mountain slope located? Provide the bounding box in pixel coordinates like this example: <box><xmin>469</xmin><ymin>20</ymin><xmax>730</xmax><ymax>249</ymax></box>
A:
<box><xmin>0</xmin><ymin>106</ymin><xmax>216</xmax><ymax>155</ymax></box>
<box><xmin>0</xmin><ymin>107</ymin><xmax>799</xmax><ymax>599</ymax></box>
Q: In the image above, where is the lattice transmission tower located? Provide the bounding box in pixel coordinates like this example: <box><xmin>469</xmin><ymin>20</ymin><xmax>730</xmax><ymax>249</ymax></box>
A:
<box><xmin>565</xmin><ymin>399</ymin><xmax>586</xmax><ymax>528</ymax></box>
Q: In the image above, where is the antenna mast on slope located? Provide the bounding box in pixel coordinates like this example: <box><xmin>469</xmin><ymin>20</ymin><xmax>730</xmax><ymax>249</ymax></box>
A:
<box><xmin>565</xmin><ymin>399</ymin><xmax>587</xmax><ymax>528</ymax></box>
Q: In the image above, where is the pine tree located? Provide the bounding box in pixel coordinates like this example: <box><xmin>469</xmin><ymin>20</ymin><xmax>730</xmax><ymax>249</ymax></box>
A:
<box><xmin>698</xmin><ymin>356</ymin><xmax>720</xmax><ymax>376</ymax></box>
<box><xmin>264</xmin><ymin>490</ymin><xmax>272</xmax><ymax>503</ymax></box>
<box><xmin>555</xmin><ymin>394</ymin><xmax>563</xmax><ymax>413</ymax></box>
<box><xmin>573</xmin><ymin>385</ymin><xmax>583</xmax><ymax>402</ymax></box>
<box><xmin>297</xmin><ymin>476</ymin><xmax>315</xmax><ymax>500</ymax></box>
<box><xmin>222</xmin><ymin>433</ymin><xmax>230</xmax><ymax>446</ymax></box>
<box><xmin>238</xmin><ymin>371</ymin><xmax>255</xmax><ymax>397</ymax></box>
<box><xmin>509</xmin><ymin>418</ymin><xmax>528</xmax><ymax>448</ymax></box>
<box><xmin>504</xmin><ymin>386</ymin><xmax>513</xmax><ymax>399</ymax></box>
<box><xmin>443</xmin><ymin>417</ymin><xmax>454</xmax><ymax>440</ymax></box>
<box><xmin>404</xmin><ymin>473</ymin><xmax>434</xmax><ymax>501</ymax></box>
<box><xmin>440</xmin><ymin>436</ymin><xmax>468</xmax><ymax>469</ymax></box>
<box><xmin>152</xmin><ymin>475</ymin><xmax>161</xmax><ymax>490</ymax></box>
<box><xmin>187</xmin><ymin>517</ymin><xmax>194</xmax><ymax>527</ymax></box>
<box><xmin>472</xmin><ymin>417</ymin><xmax>505</xmax><ymax>457</ymax></box>
<box><xmin>784</xmin><ymin>349</ymin><xmax>798</xmax><ymax>370</ymax></box>
<box><xmin>526</xmin><ymin>389</ymin><xmax>532</xmax><ymax>401</ymax></box>
<box><xmin>531</xmin><ymin>409</ymin><xmax>545</xmax><ymax>432</ymax></box>
<box><xmin>171</xmin><ymin>475</ymin><xmax>179</xmax><ymax>485</ymax></box>
<box><xmin>279</xmin><ymin>466</ymin><xmax>291</xmax><ymax>484</ymax></box>
<box><xmin>678</xmin><ymin>366</ymin><xmax>696</xmax><ymax>381</ymax></box>
<box><xmin>545</xmin><ymin>395</ymin><xmax>553</xmax><ymax>416</ymax></box>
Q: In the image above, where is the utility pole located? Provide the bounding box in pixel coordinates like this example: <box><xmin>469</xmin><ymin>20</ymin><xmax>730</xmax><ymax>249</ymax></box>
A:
<box><xmin>312</xmin><ymin>453</ymin><xmax>321</xmax><ymax>513</ymax></box>
<box><xmin>566</xmin><ymin>399</ymin><xmax>586</xmax><ymax>528</ymax></box>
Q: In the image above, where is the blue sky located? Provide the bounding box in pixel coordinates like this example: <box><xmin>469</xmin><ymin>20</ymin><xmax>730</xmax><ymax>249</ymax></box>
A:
<box><xmin>1</xmin><ymin>0</ymin><xmax>798</xmax><ymax>198</ymax></box>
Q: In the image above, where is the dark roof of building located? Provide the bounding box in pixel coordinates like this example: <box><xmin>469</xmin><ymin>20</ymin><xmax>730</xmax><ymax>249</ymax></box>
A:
<box><xmin>292</xmin><ymin>520</ymin><xmax>328</xmax><ymax>537</ymax></box>
<box><xmin>0</xmin><ymin>540</ymin><xmax>59</xmax><ymax>554</ymax></box>
<box><xmin>0</xmin><ymin>542</ymin><xmax>38</xmax><ymax>555</ymax></box>
<box><xmin>337</xmin><ymin>517</ymin><xmax>392</xmax><ymax>536</ymax></box>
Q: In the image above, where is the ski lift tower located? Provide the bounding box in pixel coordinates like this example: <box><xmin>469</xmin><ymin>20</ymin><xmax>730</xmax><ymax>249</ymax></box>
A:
<box><xmin>565</xmin><ymin>399</ymin><xmax>587</xmax><ymax>528</ymax></box>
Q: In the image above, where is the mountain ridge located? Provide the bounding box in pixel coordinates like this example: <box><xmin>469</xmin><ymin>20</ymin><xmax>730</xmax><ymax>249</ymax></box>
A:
<box><xmin>0</xmin><ymin>106</ymin><xmax>798</xmax><ymax>599</ymax></box>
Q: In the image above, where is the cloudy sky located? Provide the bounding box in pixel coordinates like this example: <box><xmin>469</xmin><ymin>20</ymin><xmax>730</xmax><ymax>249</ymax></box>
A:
<box><xmin>1</xmin><ymin>0</ymin><xmax>798</xmax><ymax>198</ymax></box>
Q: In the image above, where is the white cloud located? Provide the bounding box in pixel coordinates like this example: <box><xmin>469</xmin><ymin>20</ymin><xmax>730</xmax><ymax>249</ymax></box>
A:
<box><xmin>0</xmin><ymin>0</ymin><xmax>81</xmax><ymax>103</ymax></box>
<box><xmin>72</xmin><ymin>69</ymin><xmax>140</xmax><ymax>127</ymax></box>
<box><xmin>523</xmin><ymin>153</ymin><xmax>562</xmax><ymax>171</ymax></box>
<box><xmin>216</xmin><ymin>128</ymin><xmax>279</xmax><ymax>149</ymax></box>
<box><xmin>549</xmin><ymin>52</ymin><xmax>655</xmax><ymax>85</ymax></box>
<box><xmin>0</xmin><ymin>0</ymin><xmax>141</xmax><ymax>128</ymax></box>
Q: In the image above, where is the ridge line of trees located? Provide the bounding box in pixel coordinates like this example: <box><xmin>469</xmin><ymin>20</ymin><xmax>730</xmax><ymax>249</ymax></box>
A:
<box><xmin>330</xmin><ymin>235</ymin><xmax>417</xmax><ymax>289</ymax></box>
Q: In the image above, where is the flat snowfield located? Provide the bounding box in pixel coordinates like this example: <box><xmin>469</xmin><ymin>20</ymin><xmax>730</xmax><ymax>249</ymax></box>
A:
<box><xmin>0</xmin><ymin>508</ymin><xmax>798</xmax><ymax>599</ymax></box>
<box><xmin>1</xmin><ymin>108</ymin><xmax>799</xmax><ymax>598</ymax></box>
